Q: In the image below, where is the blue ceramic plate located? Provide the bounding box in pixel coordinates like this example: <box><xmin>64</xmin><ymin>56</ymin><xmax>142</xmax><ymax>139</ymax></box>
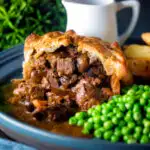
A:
<box><xmin>0</xmin><ymin>138</ymin><xmax>36</xmax><ymax>150</ymax></box>
<box><xmin>0</xmin><ymin>42</ymin><xmax>150</xmax><ymax>150</ymax></box>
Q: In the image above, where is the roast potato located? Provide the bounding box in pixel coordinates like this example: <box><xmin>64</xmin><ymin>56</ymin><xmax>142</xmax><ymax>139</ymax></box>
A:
<box><xmin>124</xmin><ymin>44</ymin><xmax>150</xmax><ymax>77</ymax></box>
<box><xmin>141</xmin><ymin>32</ymin><xmax>150</xmax><ymax>45</ymax></box>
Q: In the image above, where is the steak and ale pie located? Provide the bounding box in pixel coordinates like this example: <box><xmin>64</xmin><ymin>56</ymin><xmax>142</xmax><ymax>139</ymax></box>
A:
<box><xmin>9</xmin><ymin>30</ymin><xmax>133</xmax><ymax>121</ymax></box>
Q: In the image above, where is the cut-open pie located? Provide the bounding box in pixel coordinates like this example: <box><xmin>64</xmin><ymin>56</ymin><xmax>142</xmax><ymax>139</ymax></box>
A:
<box><xmin>10</xmin><ymin>30</ymin><xmax>133</xmax><ymax>121</ymax></box>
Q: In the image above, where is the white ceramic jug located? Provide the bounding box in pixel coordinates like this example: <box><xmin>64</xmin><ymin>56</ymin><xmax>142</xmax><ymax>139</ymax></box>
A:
<box><xmin>62</xmin><ymin>0</ymin><xmax>140</xmax><ymax>44</ymax></box>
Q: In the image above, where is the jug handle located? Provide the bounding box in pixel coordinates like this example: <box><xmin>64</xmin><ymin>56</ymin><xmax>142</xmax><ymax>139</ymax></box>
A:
<box><xmin>116</xmin><ymin>0</ymin><xmax>140</xmax><ymax>45</ymax></box>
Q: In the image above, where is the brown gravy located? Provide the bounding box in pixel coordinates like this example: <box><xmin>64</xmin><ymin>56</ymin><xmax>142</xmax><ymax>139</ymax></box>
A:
<box><xmin>2</xmin><ymin>84</ymin><xmax>91</xmax><ymax>138</ymax></box>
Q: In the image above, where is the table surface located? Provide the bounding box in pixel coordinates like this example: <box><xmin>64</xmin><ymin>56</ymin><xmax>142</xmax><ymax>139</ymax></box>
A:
<box><xmin>0</xmin><ymin>0</ymin><xmax>150</xmax><ymax>146</ymax></box>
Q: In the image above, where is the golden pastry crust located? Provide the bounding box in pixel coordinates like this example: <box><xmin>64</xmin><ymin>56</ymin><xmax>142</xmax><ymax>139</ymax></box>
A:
<box><xmin>23</xmin><ymin>30</ymin><xmax>133</xmax><ymax>85</ymax></box>
<box><xmin>141</xmin><ymin>32</ymin><xmax>150</xmax><ymax>45</ymax></box>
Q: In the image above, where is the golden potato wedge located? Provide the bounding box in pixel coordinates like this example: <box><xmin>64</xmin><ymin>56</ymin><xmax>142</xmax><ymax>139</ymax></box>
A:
<box><xmin>124</xmin><ymin>44</ymin><xmax>150</xmax><ymax>77</ymax></box>
<box><xmin>141</xmin><ymin>32</ymin><xmax>150</xmax><ymax>45</ymax></box>
<box><xmin>124</xmin><ymin>44</ymin><xmax>150</xmax><ymax>60</ymax></box>
<box><xmin>127</xmin><ymin>59</ymin><xmax>150</xmax><ymax>77</ymax></box>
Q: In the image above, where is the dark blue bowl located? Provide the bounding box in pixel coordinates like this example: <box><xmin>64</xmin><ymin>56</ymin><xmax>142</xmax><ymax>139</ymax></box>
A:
<box><xmin>0</xmin><ymin>43</ymin><xmax>150</xmax><ymax>150</ymax></box>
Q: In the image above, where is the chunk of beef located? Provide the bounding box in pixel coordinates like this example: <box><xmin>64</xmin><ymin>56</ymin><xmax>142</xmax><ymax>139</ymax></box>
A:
<box><xmin>47</xmin><ymin>54</ymin><xmax>58</xmax><ymax>69</ymax></box>
<box><xmin>47</xmin><ymin>103</ymin><xmax>76</xmax><ymax>121</ymax></box>
<box><xmin>47</xmin><ymin>104</ymin><xmax>68</xmax><ymax>121</ymax></box>
<box><xmin>84</xmin><ymin>76</ymin><xmax>101</xmax><ymax>86</ymax></box>
<box><xmin>14</xmin><ymin>82</ymin><xmax>45</xmax><ymax>101</ymax></box>
<box><xmin>77</xmin><ymin>54</ymin><xmax>89</xmax><ymax>73</ymax></box>
<box><xmin>46</xmin><ymin>92</ymin><xmax>63</xmax><ymax>106</ymax></box>
<box><xmin>46</xmin><ymin>88</ymin><xmax>76</xmax><ymax>106</ymax></box>
<box><xmin>42</xmin><ymin>69</ymin><xmax>59</xmax><ymax>89</ymax></box>
<box><xmin>34</xmin><ymin>56</ymin><xmax>46</xmax><ymax>69</ymax></box>
<box><xmin>72</xmin><ymin>79</ymin><xmax>101</xmax><ymax>110</ymax></box>
<box><xmin>13</xmin><ymin>81</ymin><xmax>30</xmax><ymax>99</ymax></box>
<box><xmin>57</xmin><ymin>58</ymin><xmax>75</xmax><ymax>76</ymax></box>
<box><xmin>29</xmin><ymin>85</ymin><xmax>45</xmax><ymax>100</ymax></box>
<box><xmin>67</xmin><ymin>46</ymin><xmax>78</xmax><ymax>58</ymax></box>
<box><xmin>30</xmin><ymin>69</ymin><xmax>46</xmax><ymax>83</ymax></box>
<box><xmin>59</xmin><ymin>74</ymin><xmax>78</xmax><ymax>88</ymax></box>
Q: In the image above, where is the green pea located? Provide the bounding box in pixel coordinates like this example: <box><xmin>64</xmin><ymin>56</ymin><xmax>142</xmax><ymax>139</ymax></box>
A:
<box><xmin>75</xmin><ymin>112</ymin><xmax>87</xmax><ymax>119</ymax></box>
<box><xmin>144</xmin><ymin>85</ymin><xmax>149</xmax><ymax>91</ymax></box>
<box><xmin>112</xmin><ymin>95</ymin><xmax>120</xmax><ymax>100</ymax></box>
<box><xmin>94</xmin><ymin>123</ymin><xmax>102</xmax><ymax>130</ymax></box>
<box><xmin>140</xmin><ymin>98</ymin><xmax>147</xmax><ymax>106</ymax></box>
<box><xmin>93</xmin><ymin>116</ymin><xmax>101</xmax><ymax>124</ymax></box>
<box><xmin>116</xmin><ymin>112</ymin><xmax>124</xmax><ymax>119</ymax></box>
<box><xmin>95</xmin><ymin>105</ymin><xmax>101</xmax><ymax>112</ymax></box>
<box><xmin>126</xmin><ymin>137</ymin><xmax>136</xmax><ymax>144</ymax></box>
<box><xmin>122</xmin><ymin>95</ymin><xmax>128</xmax><ymax>102</ymax></box>
<box><xmin>104</xmin><ymin>121</ymin><xmax>113</xmax><ymax>130</ymax></box>
<box><xmin>143</xmin><ymin>127</ymin><xmax>150</xmax><ymax>134</ymax></box>
<box><xmin>111</xmin><ymin>135</ymin><xmax>119</xmax><ymax>143</ymax></box>
<box><xmin>69</xmin><ymin>117</ymin><xmax>77</xmax><ymax>125</ymax></box>
<box><xmin>133</xmin><ymin>112</ymin><xmax>142</xmax><ymax>121</ymax></box>
<box><xmin>133</xmin><ymin>132</ymin><xmax>141</xmax><ymax>140</ymax></box>
<box><xmin>133</xmin><ymin>104</ymin><xmax>141</xmax><ymax>112</ymax></box>
<box><xmin>104</xmin><ymin>130</ymin><xmax>113</xmax><ymax>140</ymax></box>
<box><xmin>113</xmin><ymin>108</ymin><xmax>118</xmax><ymax>114</ymax></box>
<box><xmin>118</xmin><ymin>97</ymin><xmax>123</xmax><ymax>102</ymax></box>
<box><xmin>128</xmin><ymin>122</ymin><xmax>135</xmax><ymax>129</ymax></box>
<box><xmin>101</xmin><ymin>103</ymin><xmax>107</xmax><ymax>109</ymax></box>
<box><xmin>112</xmin><ymin>117</ymin><xmax>119</xmax><ymax>125</ymax></box>
<box><xmin>118</xmin><ymin>103</ymin><xmax>126</xmax><ymax>112</ymax></box>
<box><xmin>125</xmin><ymin>102</ymin><xmax>133</xmax><ymax>110</ymax></box>
<box><xmin>127</xmin><ymin>89</ymin><xmax>135</xmax><ymax>95</ymax></box>
<box><xmin>135</xmin><ymin>126</ymin><xmax>142</xmax><ymax>134</ymax></box>
<box><xmin>123</xmin><ymin>135</ymin><xmax>129</xmax><ymax>142</ymax></box>
<box><xmin>87</xmin><ymin>108</ymin><xmax>94</xmax><ymax>116</ymax></box>
<box><xmin>124</xmin><ymin>111</ymin><xmax>132</xmax><ymax>122</ymax></box>
<box><xmin>132</xmin><ymin>85</ymin><xmax>138</xmax><ymax>91</ymax></box>
<box><xmin>108</xmin><ymin>112</ymin><xmax>114</xmax><ymax>118</ymax></box>
<box><xmin>101</xmin><ymin>115</ymin><xmax>108</xmax><ymax>122</ymax></box>
<box><xmin>146</xmin><ymin>106</ymin><xmax>150</xmax><ymax>113</ymax></box>
<box><xmin>88</xmin><ymin>118</ymin><xmax>94</xmax><ymax>123</ymax></box>
<box><xmin>122</xmin><ymin>126</ymin><xmax>131</xmax><ymax>135</ymax></box>
<box><xmin>119</xmin><ymin>120</ymin><xmax>126</xmax><ymax>127</ymax></box>
<box><xmin>114</xmin><ymin>127</ymin><xmax>122</xmax><ymax>137</ymax></box>
<box><xmin>142</xmin><ymin>91</ymin><xmax>150</xmax><ymax>100</ymax></box>
<box><xmin>143</xmin><ymin>119</ymin><xmax>150</xmax><ymax>127</ymax></box>
<box><xmin>84</xmin><ymin>122</ymin><xmax>93</xmax><ymax>131</ymax></box>
<box><xmin>106</xmin><ymin>104</ymin><xmax>113</xmax><ymax>110</ymax></box>
<box><xmin>82</xmin><ymin>129</ymin><xmax>90</xmax><ymax>135</ymax></box>
<box><xmin>140</xmin><ymin>135</ymin><xmax>149</xmax><ymax>144</ymax></box>
<box><xmin>126</xmin><ymin>96</ymin><xmax>135</xmax><ymax>102</ymax></box>
<box><xmin>99</xmin><ymin>127</ymin><xmax>105</xmax><ymax>133</ymax></box>
<box><xmin>102</xmin><ymin>108</ymin><xmax>109</xmax><ymax>115</ymax></box>
<box><xmin>139</xmin><ymin>85</ymin><xmax>144</xmax><ymax>90</ymax></box>
<box><xmin>94</xmin><ymin>129</ymin><xmax>102</xmax><ymax>138</ymax></box>
<box><xmin>91</xmin><ymin>110</ymin><xmax>100</xmax><ymax>117</ymax></box>
<box><xmin>77</xmin><ymin>119</ymin><xmax>85</xmax><ymax>127</ymax></box>
<box><xmin>146</xmin><ymin>113</ymin><xmax>150</xmax><ymax>120</ymax></box>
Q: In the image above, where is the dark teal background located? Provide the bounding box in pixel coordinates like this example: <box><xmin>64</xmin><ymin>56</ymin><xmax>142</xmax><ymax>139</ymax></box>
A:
<box><xmin>116</xmin><ymin>0</ymin><xmax>149</xmax><ymax>37</ymax></box>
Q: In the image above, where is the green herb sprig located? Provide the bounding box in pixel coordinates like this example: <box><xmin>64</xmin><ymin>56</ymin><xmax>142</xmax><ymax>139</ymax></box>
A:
<box><xmin>0</xmin><ymin>0</ymin><xmax>66</xmax><ymax>51</ymax></box>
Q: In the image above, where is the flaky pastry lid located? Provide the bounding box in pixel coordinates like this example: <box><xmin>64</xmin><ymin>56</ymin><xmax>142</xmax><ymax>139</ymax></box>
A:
<box><xmin>24</xmin><ymin>30</ymin><xmax>133</xmax><ymax>85</ymax></box>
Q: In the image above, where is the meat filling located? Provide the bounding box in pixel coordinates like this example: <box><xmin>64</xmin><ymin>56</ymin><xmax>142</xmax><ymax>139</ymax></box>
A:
<box><xmin>10</xmin><ymin>46</ymin><xmax>119</xmax><ymax>121</ymax></box>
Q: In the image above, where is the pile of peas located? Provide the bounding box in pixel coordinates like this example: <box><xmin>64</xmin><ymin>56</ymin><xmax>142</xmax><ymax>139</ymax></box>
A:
<box><xmin>69</xmin><ymin>84</ymin><xmax>150</xmax><ymax>144</ymax></box>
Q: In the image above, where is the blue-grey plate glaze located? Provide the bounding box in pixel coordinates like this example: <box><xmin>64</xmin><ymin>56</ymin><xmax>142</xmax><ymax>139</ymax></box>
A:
<box><xmin>0</xmin><ymin>43</ymin><xmax>150</xmax><ymax>150</ymax></box>
<box><xmin>0</xmin><ymin>138</ymin><xmax>36</xmax><ymax>150</ymax></box>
